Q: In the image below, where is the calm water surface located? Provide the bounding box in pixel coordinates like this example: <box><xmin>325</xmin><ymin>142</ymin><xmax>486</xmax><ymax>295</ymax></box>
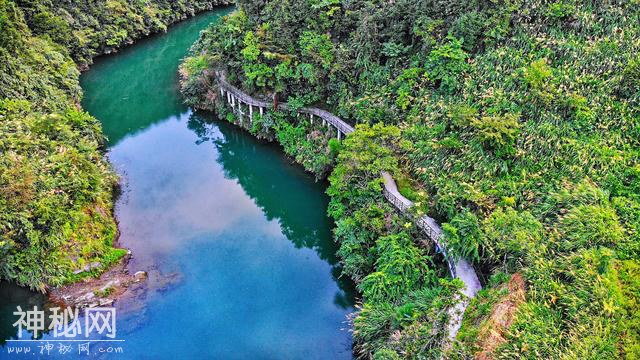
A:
<box><xmin>0</xmin><ymin>8</ymin><xmax>355</xmax><ymax>359</ymax></box>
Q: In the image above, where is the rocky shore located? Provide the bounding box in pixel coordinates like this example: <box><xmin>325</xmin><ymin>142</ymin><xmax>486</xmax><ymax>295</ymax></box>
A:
<box><xmin>48</xmin><ymin>253</ymin><xmax>147</xmax><ymax>309</ymax></box>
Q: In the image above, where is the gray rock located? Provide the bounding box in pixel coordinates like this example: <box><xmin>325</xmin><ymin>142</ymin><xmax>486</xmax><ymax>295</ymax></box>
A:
<box><xmin>99</xmin><ymin>299</ymin><xmax>114</xmax><ymax>306</ymax></box>
<box><xmin>72</xmin><ymin>261</ymin><xmax>102</xmax><ymax>274</ymax></box>
<box><xmin>134</xmin><ymin>271</ymin><xmax>147</xmax><ymax>281</ymax></box>
<box><xmin>77</xmin><ymin>292</ymin><xmax>95</xmax><ymax>302</ymax></box>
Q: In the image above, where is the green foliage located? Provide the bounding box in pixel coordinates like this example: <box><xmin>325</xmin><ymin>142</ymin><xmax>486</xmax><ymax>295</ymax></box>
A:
<box><xmin>393</xmin><ymin>68</ymin><xmax>425</xmax><ymax>111</ymax></box>
<box><xmin>449</xmin><ymin>11</ymin><xmax>485</xmax><ymax>51</ymax></box>
<box><xmin>273</xmin><ymin>115</ymin><xmax>337</xmax><ymax>178</ymax></box>
<box><xmin>298</xmin><ymin>31</ymin><xmax>334</xmax><ymax>69</ymax></box>
<box><xmin>469</xmin><ymin>112</ymin><xmax>520</xmax><ymax>150</ymax></box>
<box><xmin>355</xmin><ymin>280</ymin><xmax>460</xmax><ymax>358</ymax></box>
<box><xmin>179</xmin><ymin>54</ymin><xmax>211</xmax><ymax>107</ymax></box>
<box><xmin>241</xmin><ymin>31</ymin><xmax>260</xmax><ymax>61</ymax></box>
<box><xmin>373</xmin><ymin>348</ymin><xmax>401</xmax><ymax>360</ymax></box>
<box><xmin>239</xmin><ymin>29</ymin><xmax>277</xmax><ymax>88</ymax></box>
<box><xmin>617</xmin><ymin>57</ymin><xmax>640</xmax><ymax>101</ymax></box>
<box><xmin>442</xmin><ymin>209</ymin><xmax>482</xmax><ymax>262</ymax></box>
<box><xmin>394</xmin><ymin>172</ymin><xmax>421</xmax><ymax>203</ymax></box>
<box><xmin>31</xmin><ymin>10</ymin><xmax>71</xmax><ymax>45</ymax></box>
<box><xmin>556</xmin><ymin>204</ymin><xmax>624</xmax><ymax>253</ymax></box>
<box><xmin>63</xmin><ymin>248</ymin><xmax>126</xmax><ymax>284</ymax></box>
<box><xmin>481</xmin><ymin>208</ymin><xmax>544</xmax><ymax>270</ymax></box>
<box><xmin>0</xmin><ymin>100</ymin><xmax>118</xmax><ymax>289</ymax></box>
<box><xmin>545</xmin><ymin>1</ymin><xmax>576</xmax><ymax>19</ymax></box>
<box><xmin>359</xmin><ymin>232</ymin><xmax>432</xmax><ymax>303</ymax></box>
<box><xmin>426</xmin><ymin>36</ymin><xmax>468</xmax><ymax>93</ymax></box>
<box><xmin>523</xmin><ymin>58</ymin><xmax>553</xmax><ymax>90</ymax></box>
<box><xmin>0</xmin><ymin>0</ymin><xmax>25</xmax><ymax>50</ymax></box>
<box><xmin>243</xmin><ymin>62</ymin><xmax>273</xmax><ymax>88</ymax></box>
<box><xmin>502</xmin><ymin>250</ymin><xmax>640</xmax><ymax>359</ymax></box>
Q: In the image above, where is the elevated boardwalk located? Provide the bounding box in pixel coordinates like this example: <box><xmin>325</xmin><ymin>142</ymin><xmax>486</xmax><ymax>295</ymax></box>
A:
<box><xmin>214</xmin><ymin>72</ymin><xmax>481</xmax><ymax>341</ymax></box>
<box><xmin>216</xmin><ymin>71</ymin><xmax>354</xmax><ymax>136</ymax></box>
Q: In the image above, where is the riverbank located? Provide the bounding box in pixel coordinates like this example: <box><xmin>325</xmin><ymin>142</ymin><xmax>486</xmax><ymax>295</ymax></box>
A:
<box><xmin>0</xmin><ymin>1</ymin><xmax>231</xmax><ymax>293</ymax></box>
<box><xmin>74</xmin><ymin>1</ymin><xmax>234</xmax><ymax>72</ymax></box>
<box><xmin>47</xmin><ymin>6</ymin><xmax>241</xmax><ymax>309</ymax></box>
<box><xmin>49</xmin><ymin>252</ymin><xmax>140</xmax><ymax>308</ymax></box>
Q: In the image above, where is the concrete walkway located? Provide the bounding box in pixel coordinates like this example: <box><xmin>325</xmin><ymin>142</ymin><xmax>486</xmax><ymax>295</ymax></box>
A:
<box><xmin>381</xmin><ymin>171</ymin><xmax>481</xmax><ymax>341</ymax></box>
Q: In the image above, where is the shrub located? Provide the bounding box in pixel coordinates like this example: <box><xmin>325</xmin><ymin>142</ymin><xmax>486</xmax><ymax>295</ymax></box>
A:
<box><xmin>358</xmin><ymin>232</ymin><xmax>432</xmax><ymax>304</ymax></box>
<box><xmin>469</xmin><ymin>112</ymin><xmax>520</xmax><ymax>151</ymax></box>
<box><xmin>426</xmin><ymin>36</ymin><xmax>468</xmax><ymax>93</ymax></box>
<box><xmin>442</xmin><ymin>209</ymin><xmax>483</xmax><ymax>262</ymax></box>
<box><xmin>482</xmin><ymin>208</ymin><xmax>544</xmax><ymax>270</ymax></box>
<box><xmin>556</xmin><ymin>205</ymin><xmax>624</xmax><ymax>253</ymax></box>
<box><xmin>31</xmin><ymin>11</ymin><xmax>71</xmax><ymax>45</ymax></box>
<box><xmin>523</xmin><ymin>58</ymin><xmax>553</xmax><ymax>89</ymax></box>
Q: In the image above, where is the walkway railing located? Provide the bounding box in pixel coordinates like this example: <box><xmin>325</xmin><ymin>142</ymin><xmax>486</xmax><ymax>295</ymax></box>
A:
<box><xmin>215</xmin><ymin>71</ymin><xmax>354</xmax><ymax>136</ymax></box>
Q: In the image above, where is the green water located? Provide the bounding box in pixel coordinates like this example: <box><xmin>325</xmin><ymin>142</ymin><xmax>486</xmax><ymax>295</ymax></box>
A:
<box><xmin>0</xmin><ymin>8</ymin><xmax>355</xmax><ymax>359</ymax></box>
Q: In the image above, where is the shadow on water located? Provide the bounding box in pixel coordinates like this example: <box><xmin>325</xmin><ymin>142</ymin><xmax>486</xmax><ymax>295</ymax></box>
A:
<box><xmin>187</xmin><ymin>112</ymin><xmax>357</xmax><ymax>308</ymax></box>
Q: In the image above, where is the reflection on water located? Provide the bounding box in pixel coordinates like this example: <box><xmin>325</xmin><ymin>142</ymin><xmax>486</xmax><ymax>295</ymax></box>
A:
<box><xmin>0</xmin><ymin>8</ymin><xmax>356</xmax><ymax>359</ymax></box>
<box><xmin>189</xmin><ymin>113</ymin><xmax>356</xmax><ymax>308</ymax></box>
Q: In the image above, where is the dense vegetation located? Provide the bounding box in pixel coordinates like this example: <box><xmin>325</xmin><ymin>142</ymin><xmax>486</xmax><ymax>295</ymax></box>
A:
<box><xmin>182</xmin><ymin>1</ymin><xmax>640</xmax><ymax>358</ymax></box>
<box><xmin>0</xmin><ymin>0</ymin><xmax>226</xmax><ymax>290</ymax></box>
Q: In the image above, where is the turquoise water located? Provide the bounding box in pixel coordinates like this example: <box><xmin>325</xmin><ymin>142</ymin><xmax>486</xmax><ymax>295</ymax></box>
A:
<box><xmin>0</xmin><ymin>8</ymin><xmax>355</xmax><ymax>359</ymax></box>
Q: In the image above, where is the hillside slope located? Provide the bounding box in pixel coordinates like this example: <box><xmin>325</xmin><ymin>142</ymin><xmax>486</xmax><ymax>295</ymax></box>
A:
<box><xmin>182</xmin><ymin>1</ymin><xmax>640</xmax><ymax>358</ymax></box>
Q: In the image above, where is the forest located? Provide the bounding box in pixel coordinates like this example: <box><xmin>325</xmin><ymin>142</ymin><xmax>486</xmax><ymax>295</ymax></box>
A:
<box><xmin>0</xmin><ymin>0</ymin><xmax>226</xmax><ymax>290</ymax></box>
<box><xmin>180</xmin><ymin>0</ymin><xmax>640</xmax><ymax>358</ymax></box>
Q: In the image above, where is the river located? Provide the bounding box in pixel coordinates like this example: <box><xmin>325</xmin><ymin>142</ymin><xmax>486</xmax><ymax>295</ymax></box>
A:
<box><xmin>0</xmin><ymin>8</ymin><xmax>355</xmax><ymax>359</ymax></box>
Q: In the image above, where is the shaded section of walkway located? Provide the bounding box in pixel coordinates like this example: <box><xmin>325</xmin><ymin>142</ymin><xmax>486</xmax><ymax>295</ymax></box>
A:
<box><xmin>214</xmin><ymin>72</ymin><xmax>481</xmax><ymax>341</ymax></box>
